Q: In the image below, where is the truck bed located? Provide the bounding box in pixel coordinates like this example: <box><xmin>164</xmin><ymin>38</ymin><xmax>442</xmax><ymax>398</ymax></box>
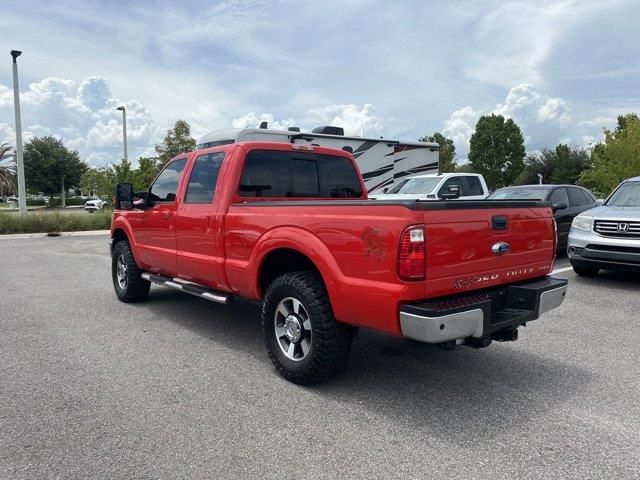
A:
<box><xmin>224</xmin><ymin>199</ymin><xmax>555</xmax><ymax>334</ymax></box>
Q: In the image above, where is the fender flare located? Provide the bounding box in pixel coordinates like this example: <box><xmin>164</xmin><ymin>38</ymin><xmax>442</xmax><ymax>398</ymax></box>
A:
<box><xmin>249</xmin><ymin>226</ymin><xmax>347</xmax><ymax>312</ymax></box>
<box><xmin>110</xmin><ymin>216</ymin><xmax>139</xmax><ymax>261</ymax></box>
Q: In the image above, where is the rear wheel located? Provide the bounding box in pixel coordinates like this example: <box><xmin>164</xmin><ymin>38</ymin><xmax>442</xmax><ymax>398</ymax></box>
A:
<box><xmin>112</xmin><ymin>241</ymin><xmax>150</xmax><ymax>302</ymax></box>
<box><xmin>261</xmin><ymin>272</ymin><xmax>355</xmax><ymax>385</ymax></box>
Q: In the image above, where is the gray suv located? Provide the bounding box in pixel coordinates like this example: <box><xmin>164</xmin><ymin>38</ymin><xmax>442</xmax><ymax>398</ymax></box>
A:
<box><xmin>568</xmin><ymin>176</ymin><xmax>640</xmax><ymax>276</ymax></box>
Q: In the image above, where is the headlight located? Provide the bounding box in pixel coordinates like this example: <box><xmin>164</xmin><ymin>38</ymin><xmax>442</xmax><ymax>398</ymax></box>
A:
<box><xmin>571</xmin><ymin>215</ymin><xmax>593</xmax><ymax>232</ymax></box>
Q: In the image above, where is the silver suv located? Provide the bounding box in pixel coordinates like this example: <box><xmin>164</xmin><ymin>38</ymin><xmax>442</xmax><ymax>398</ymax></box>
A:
<box><xmin>568</xmin><ymin>176</ymin><xmax>640</xmax><ymax>276</ymax></box>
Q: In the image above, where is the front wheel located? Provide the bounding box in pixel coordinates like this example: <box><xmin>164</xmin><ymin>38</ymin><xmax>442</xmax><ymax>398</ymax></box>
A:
<box><xmin>112</xmin><ymin>240</ymin><xmax>150</xmax><ymax>302</ymax></box>
<box><xmin>261</xmin><ymin>272</ymin><xmax>355</xmax><ymax>385</ymax></box>
<box><xmin>571</xmin><ymin>262</ymin><xmax>599</xmax><ymax>277</ymax></box>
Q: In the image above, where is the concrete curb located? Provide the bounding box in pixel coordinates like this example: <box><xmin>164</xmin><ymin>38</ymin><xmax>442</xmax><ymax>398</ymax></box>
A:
<box><xmin>0</xmin><ymin>230</ymin><xmax>110</xmax><ymax>240</ymax></box>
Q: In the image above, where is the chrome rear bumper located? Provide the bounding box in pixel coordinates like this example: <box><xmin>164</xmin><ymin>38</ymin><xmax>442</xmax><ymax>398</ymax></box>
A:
<box><xmin>399</xmin><ymin>277</ymin><xmax>568</xmax><ymax>344</ymax></box>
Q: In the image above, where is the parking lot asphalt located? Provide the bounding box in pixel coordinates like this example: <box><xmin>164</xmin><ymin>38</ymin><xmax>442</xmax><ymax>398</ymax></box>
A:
<box><xmin>1</xmin><ymin>235</ymin><xmax>639</xmax><ymax>479</ymax></box>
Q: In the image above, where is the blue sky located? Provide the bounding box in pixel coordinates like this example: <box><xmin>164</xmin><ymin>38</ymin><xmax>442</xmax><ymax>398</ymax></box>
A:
<box><xmin>0</xmin><ymin>0</ymin><xmax>639</xmax><ymax>166</ymax></box>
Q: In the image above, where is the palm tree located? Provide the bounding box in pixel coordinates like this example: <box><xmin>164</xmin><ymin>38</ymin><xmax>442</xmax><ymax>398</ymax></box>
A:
<box><xmin>0</xmin><ymin>142</ymin><xmax>17</xmax><ymax>198</ymax></box>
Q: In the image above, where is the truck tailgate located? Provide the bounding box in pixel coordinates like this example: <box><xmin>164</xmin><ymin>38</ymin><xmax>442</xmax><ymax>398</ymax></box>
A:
<box><xmin>420</xmin><ymin>201</ymin><xmax>555</xmax><ymax>298</ymax></box>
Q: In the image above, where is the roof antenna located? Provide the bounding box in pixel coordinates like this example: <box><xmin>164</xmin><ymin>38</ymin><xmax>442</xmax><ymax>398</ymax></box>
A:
<box><xmin>259</xmin><ymin>121</ymin><xmax>268</xmax><ymax>129</ymax></box>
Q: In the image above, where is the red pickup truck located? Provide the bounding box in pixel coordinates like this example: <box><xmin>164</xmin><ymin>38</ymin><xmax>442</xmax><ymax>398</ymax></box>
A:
<box><xmin>110</xmin><ymin>141</ymin><xmax>567</xmax><ymax>384</ymax></box>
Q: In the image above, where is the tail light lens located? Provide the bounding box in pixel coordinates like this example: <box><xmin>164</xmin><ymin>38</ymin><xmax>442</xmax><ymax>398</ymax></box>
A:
<box><xmin>398</xmin><ymin>226</ymin><xmax>426</xmax><ymax>280</ymax></box>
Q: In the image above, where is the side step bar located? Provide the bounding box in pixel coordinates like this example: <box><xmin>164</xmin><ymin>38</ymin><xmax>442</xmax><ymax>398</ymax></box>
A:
<box><xmin>141</xmin><ymin>273</ymin><xmax>231</xmax><ymax>304</ymax></box>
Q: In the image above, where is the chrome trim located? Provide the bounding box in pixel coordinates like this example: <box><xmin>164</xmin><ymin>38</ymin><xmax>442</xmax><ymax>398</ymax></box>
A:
<box><xmin>491</xmin><ymin>242</ymin><xmax>511</xmax><ymax>255</ymax></box>
<box><xmin>400</xmin><ymin>309</ymin><xmax>484</xmax><ymax>343</ymax></box>
<box><xmin>539</xmin><ymin>285</ymin><xmax>568</xmax><ymax>314</ymax></box>
<box><xmin>141</xmin><ymin>272</ymin><xmax>231</xmax><ymax>304</ymax></box>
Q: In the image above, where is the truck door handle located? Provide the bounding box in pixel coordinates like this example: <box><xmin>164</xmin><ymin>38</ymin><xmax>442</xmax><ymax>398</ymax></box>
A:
<box><xmin>492</xmin><ymin>215</ymin><xmax>508</xmax><ymax>230</ymax></box>
<box><xmin>162</xmin><ymin>212</ymin><xmax>170</xmax><ymax>219</ymax></box>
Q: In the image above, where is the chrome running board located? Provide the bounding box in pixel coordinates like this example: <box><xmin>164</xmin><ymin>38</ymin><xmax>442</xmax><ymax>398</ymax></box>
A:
<box><xmin>141</xmin><ymin>272</ymin><xmax>231</xmax><ymax>304</ymax></box>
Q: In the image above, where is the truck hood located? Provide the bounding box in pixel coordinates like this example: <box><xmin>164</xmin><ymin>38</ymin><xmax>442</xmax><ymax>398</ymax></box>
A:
<box><xmin>582</xmin><ymin>205</ymin><xmax>640</xmax><ymax>221</ymax></box>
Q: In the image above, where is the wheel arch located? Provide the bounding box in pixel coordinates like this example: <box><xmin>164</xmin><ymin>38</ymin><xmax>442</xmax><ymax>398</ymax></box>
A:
<box><xmin>259</xmin><ymin>248</ymin><xmax>324</xmax><ymax>297</ymax></box>
<box><xmin>250</xmin><ymin>228</ymin><xmax>345</xmax><ymax>316</ymax></box>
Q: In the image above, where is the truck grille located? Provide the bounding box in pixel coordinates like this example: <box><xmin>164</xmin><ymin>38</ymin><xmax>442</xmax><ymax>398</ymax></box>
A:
<box><xmin>594</xmin><ymin>220</ymin><xmax>640</xmax><ymax>238</ymax></box>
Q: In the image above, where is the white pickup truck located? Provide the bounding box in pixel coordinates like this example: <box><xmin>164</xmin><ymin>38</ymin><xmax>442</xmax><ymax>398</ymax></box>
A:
<box><xmin>369</xmin><ymin>173</ymin><xmax>489</xmax><ymax>200</ymax></box>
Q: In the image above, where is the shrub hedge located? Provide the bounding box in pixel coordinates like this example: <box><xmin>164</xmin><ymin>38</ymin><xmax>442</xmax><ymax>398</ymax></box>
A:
<box><xmin>0</xmin><ymin>210</ymin><xmax>112</xmax><ymax>234</ymax></box>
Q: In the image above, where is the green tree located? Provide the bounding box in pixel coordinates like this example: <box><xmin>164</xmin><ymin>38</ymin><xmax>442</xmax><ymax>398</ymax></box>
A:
<box><xmin>0</xmin><ymin>143</ymin><xmax>17</xmax><ymax>197</ymax></box>
<box><xmin>80</xmin><ymin>167</ymin><xmax>112</xmax><ymax>197</ymax></box>
<box><xmin>419</xmin><ymin>132</ymin><xmax>456</xmax><ymax>173</ymax></box>
<box><xmin>133</xmin><ymin>157</ymin><xmax>160</xmax><ymax>190</ymax></box>
<box><xmin>155</xmin><ymin>120</ymin><xmax>196</xmax><ymax>167</ymax></box>
<box><xmin>108</xmin><ymin>158</ymin><xmax>135</xmax><ymax>184</ymax></box>
<box><xmin>516</xmin><ymin>144</ymin><xmax>590</xmax><ymax>185</ymax></box>
<box><xmin>23</xmin><ymin>136</ymin><xmax>87</xmax><ymax>202</ymax></box>
<box><xmin>579</xmin><ymin>113</ymin><xmax>640</xmax><ymax>197</ymax></box>
<box><xmin>468</xmin><ymin>114</ymin><xmax>525</xmax><ymax>190</ymax></box>
<box><xmin>455</xmin><ymin>163</ymin><xmax>476</xmax><ymax>173</ymax></box>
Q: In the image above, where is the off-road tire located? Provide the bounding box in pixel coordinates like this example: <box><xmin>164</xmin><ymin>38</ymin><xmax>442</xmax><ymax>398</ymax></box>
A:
<box><xmin>262</xmin><ymin>272</ymin><xmax>355</xmax><ymax>385</ymax></box>
<box><xmin>112</xmin><ymin>240</ymin><xmax>150</xmax><ymax>302</ymax></box>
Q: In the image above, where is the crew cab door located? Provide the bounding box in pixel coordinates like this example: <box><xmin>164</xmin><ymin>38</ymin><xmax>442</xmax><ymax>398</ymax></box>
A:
<box><xmin>174</xmin><ymin>151</ymin><xmax>227</xmax><ymax>290</ymax></box>
<box><xmin>134</xmin><ymin>158</ymin><xmax>187</xmax><ymax>276</ymax></box>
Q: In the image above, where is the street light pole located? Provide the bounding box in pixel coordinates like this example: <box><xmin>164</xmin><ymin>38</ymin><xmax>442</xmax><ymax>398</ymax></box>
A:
<box><xmin>116</xmin><ymin>106</ymin><xmax>128</xmax><ymax>162</ymax></box>
<box><xmin>10</xmin><ymin>50</ymin><xmax>27</xmax><ymax>216</ymax></box>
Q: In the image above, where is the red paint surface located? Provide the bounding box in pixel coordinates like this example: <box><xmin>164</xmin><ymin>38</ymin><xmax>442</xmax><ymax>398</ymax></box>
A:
<box><xmin>112</xmin><ymin>141</ymin><xmax>555</xmax><ymax>336</ymax></box>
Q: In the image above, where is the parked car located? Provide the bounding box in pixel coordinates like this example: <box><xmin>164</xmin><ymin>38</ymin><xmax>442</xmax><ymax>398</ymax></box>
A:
<box><xmin>85</xmin><ymin>198</ymin><xmax>106</xmax><ymax>212</ymax></box>
<box><xmin>487</xmin><ymin>185</ymin><xmax>598</xmax><ymax>254</ymax></box>
<box><xmin>369</xmin><ymin>173</ymin><xmax>489</xmax><ymax>200</ymax></box>
<box><xmin>568</xmin><ymin>176</ymin><xmax>640</xmax><ymax>275</ymax></box>
<box><xmin>109</xmin><ymin>141</ymin><xmax>566</xmax><ymax>385</ymax></box>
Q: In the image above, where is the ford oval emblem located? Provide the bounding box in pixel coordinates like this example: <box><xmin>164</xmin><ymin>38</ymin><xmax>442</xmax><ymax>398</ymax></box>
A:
<box><xmin>492</xmin><ymin>242</ymin><xmax>511</xmax><ymax>255</ymax></box>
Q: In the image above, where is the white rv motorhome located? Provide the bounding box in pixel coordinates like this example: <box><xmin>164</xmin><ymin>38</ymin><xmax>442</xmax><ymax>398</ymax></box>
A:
<box><xmin>196</xmin><ymin>125</ymin><xmax>440</xmax><ymax>192</ymax></box>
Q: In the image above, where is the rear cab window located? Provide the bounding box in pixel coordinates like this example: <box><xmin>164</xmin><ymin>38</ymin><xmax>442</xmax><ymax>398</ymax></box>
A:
<box><xmin>239</xmin><ymin>150</ymin><xmax>363</xmax><ymax>198</ymax></box>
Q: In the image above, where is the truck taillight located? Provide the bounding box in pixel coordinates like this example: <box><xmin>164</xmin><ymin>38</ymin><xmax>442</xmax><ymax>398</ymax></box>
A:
<box><xmin>398</xmin><ymin>226</ymin><xmax>426</xmax><ymax>281</ymax></box>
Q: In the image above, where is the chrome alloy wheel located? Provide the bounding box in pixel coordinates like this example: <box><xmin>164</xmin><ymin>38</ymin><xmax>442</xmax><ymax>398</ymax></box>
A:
<box><xmin>116</xmin><ymin>255</ymin><xmax>128</xmax><ymax>290</ymax></box>
<box><xmin>274</xmin><ymin>297</ymin><xmax>312</xmax><ymax>361</ymax></box>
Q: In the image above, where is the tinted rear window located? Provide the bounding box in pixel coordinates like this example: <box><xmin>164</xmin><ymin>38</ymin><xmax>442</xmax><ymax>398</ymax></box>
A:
<box><xmin>239</xmin><ymin>150</ymin><xmax>362</xmax><ymax>198</ymax></box>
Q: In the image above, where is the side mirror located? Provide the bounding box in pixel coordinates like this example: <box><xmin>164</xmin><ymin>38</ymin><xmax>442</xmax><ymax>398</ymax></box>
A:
<box><xmin>114</xmin><ymin>182</ymin><xmax>134</xmax><ymax>210</ymax></box>
<box><xmin>383</xmin><ymin>187</ymin><xmax>389</xmax><ymax>193</ymax></box>
<box><xmin>552</xmin><ymin>202</ymin><xmax>568</xmax><ymax>212</ymax></box>
<box><xmin>440</xmin><ymin>184</ymin><xmax>461</xmax><ymax>200</ymax></box>
<box><xmin>595</xmin><ymin>199</ymin><xmax>604</xmax><ymax>206</ymax></box>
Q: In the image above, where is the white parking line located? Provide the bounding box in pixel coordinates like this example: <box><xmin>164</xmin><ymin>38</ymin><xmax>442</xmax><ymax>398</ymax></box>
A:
<box><xmin>552</xmin><ymin>266</ymin><xmax>574</xmax><ymax>274</ymax></box>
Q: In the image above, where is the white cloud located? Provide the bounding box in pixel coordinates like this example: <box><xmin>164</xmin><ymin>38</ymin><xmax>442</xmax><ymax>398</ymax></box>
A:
<box><xmin>440</xmin><ymin>83</ymin><xmax>614</xmax><ymax>160</ymax></box>
<box><xmin>306</xmin><ymin>104</ymin><xmax>387</xmax><ymax>137</ymax></box>
<box><xmin>230</xmin><ymin>103</ymin><xmax>388</xmax><ymax>138</ymax></box>
<box><xmin>232</xmin><ymin>112</ymin><xmax>296</xmax><ymax>130</ymax></box>
<box><xmin>0</xmin><ymin>76</ymin><xmax>162</xmax><ymax>166</ymax></box>
<box><xmin>442</xmin><ymin>106</ymin><xmax>482</xmax><ymax>159</ymax></box>
<box><xmin>463</xmin><ymin>1</ymin><xmax>614</xmax><ymax>88</ymax></box>
<box><xmin>538</xmin><ymin>98</ymin><xmax>571</xmax><ymax>125</ymax></box>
